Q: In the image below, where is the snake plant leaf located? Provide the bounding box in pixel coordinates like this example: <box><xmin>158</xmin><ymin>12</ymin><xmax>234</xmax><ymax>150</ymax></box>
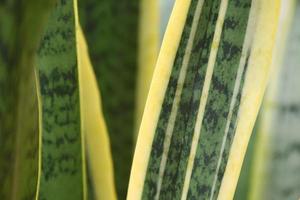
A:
<box><xmin>135</xmin><ymin>0</ymin><xmax>159</xmax><ymax>137</ymax></box>
<box><xmin>76</xmin><ymin>25</ymin><xmax>117</xmax><ymax>200</ymax></box>
<box><xmin>78</xmin><ymin>1</ymin><xmax>139</xmax><ymax>197</ymax></box>
<box><xmin>35</xmin><ymin>0</ymin><xmax>87</xmax><ymax>199</ymax></box>
<box><xmin>249</xmin><ymin>1</ymin><xmax>300</xmax><ymax>199</ymax></box>
<box><xmin>159</xmin><ymin>0</ymin><xmax>176</xmax><ymax>44</ymax></box>
<box><xmin>35</xmin><ymin>1</ymin><xmax>116</xmax><ymax>199</ymax></box>
<box><xmin>235</xmin><ymin>1</ymin><xmax>296</xmax><ymax>199</ymax></box>
<box><xmin>128</xmin><ymin>0</ymin><xmax>280</xmax><ymax>199</ymax></box>
<box><xmin>233</xmin><ymin>121</ymin><xmax>259</xmax><ymax>200</ymax></box>
<box><xmin>0</xmin><ymin>0</ymin><xmax>55</xmax><ymax>199</ymax></box>
<box><xmin>135</xmin><ymin>0</ymin><xmax>176</xmax><ymax>139</ymax></box>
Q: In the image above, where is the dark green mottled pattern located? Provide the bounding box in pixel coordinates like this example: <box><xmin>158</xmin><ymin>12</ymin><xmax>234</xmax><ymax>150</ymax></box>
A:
<box><xmin>210</xmin><ymin>52</ymin><xmax>250</xmax><ymax>199</ymax></box>
<box><xmin>0</xmin><ymin>1</ymin><xmax>54</xmax><ymax>199</ymax></box>
<box><xmin>142</xmin><ymin>0</ymin><xmax>252</xmax><ymax>199</ymax></box>
<box><xmin>160</xmin><ymin>1</ymin><xmax>221</xmax><ymax>199</ymax></box>
<box><xmin>187</xmin><ymin>1</ymin><xmax>251</xmax><ymax>199</ymax></box>
<box><xmin>141</xmin><ymin>0</ymin><xmax>198</xmax><ymax>198</ymax></box>
<box><xmin>78</xmin><ymin>1</ymin><xmax>139</xmax><ymax>198</ymax></box>
<box><xmin>36</xmin><ymin>0</ymin><xmax>85</xmax><ymax>199</ymax></box>
<box><xmin>142</xmin><ymin>0</ymin><xmax>223</xmax><ymax>198</ymax></box>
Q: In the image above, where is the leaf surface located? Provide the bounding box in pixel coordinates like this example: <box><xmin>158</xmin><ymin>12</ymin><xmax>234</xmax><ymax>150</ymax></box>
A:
<box><xmin>128</xmin><ymin>0</ymin><xmax>280</xmax><ymax>199</ymax></box>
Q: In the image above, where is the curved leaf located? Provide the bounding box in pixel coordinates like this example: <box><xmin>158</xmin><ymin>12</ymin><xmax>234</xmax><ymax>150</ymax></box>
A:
<box><xmin>77</xmin><ymin>24</ymin><xmax>117</xmax><ymax>200</ymax></box>
<box><xmin>128</xmin><ymin>0</ymin><xmax>280</xmax><ymax>199</ymax></box>
<box><xmin>36</xmin><ymin>0</ymin><xmax>86</xmax><ymax>199</ymax></box>
<box><xmin>78</xmin><ymin>1</ymin><xmax>139</xmax><ymax>197</ymax></box>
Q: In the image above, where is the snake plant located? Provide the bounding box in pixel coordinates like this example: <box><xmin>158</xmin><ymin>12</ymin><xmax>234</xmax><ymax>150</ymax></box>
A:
<box><xmin>2</xmin><ymin>0</ymin><xmax>297</xmax><ymax>200</ymax></box>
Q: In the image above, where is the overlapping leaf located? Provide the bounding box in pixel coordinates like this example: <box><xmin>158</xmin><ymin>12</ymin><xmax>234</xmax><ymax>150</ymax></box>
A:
<box><xmin>0</xmin><ymin>1</ymin><xmax>55</xmax><ymax>199</ymax></box>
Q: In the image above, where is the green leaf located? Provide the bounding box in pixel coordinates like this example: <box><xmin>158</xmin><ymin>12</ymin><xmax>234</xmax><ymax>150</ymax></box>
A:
<box><xmin>77</xmin><ymin>25</ymin><xmax>117</xmax><ymax>200</ymax></box>
<box><xmin>233</xmin><ymin>119</ymin><xmax>259</xmax><ymax>200</ymax></box>
<box><xmin>35</xmin><ymin>0</ymin><xmax>86</xmax><ymax>199</ymax></box>
<box><xmin>0</xmin><ymin>1</ymin><xmax>55</xmax><ymax>199</ymax></box>
<box><xmin>78</xmin><ymin>1</ymin><xmax>139</xmax><ymax>198</ymax></box>
<box><xmin>35</xmin><ymin>1</ymin><xmax>117</xmax><ymax>199</ymax></box>
<box><xmin>128</xmin><ymin>0</ymin><xmax>280</xmax><ymax>199</ymax></box>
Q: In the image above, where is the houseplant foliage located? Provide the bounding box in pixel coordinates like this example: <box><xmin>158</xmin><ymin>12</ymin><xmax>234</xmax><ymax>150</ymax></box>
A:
<box><xmin>0</xmin><ymin>0</ymin><xmax>56</xmax><ymax>199</ymax></box>
<box><xmin>78</xmin><ymin>0</ymin><xmax>139</xmax><ymax>197</ymax></box>
<box><xmin>2</xmin><ymin>0</ymin><xmax>297</xmax><ymax>200</ymax></box>
<box><xmin>247</xmin><ymin>1</ymin><xmax>300</xmax><ymax>199</ymax></box>
<box><xmin>128</xmin><ymin>0</ymin><xmax>280</xmax><ymax>199</ymax></box>
<box><xmin>234</xmin><ymin>1</ymin><xmax>300</xmax><ymax>199</ymax></box>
